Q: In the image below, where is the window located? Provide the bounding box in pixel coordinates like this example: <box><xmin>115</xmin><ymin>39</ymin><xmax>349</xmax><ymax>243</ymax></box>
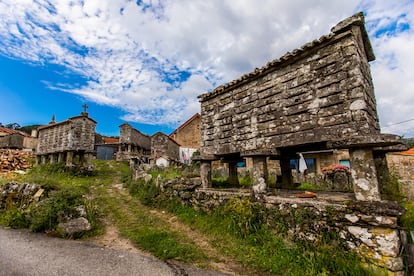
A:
<box><xmin>339</xmin><ymin>159</ymin><xmax>350</xmax><ymax>168</ymax></box>
<box><xmin>290</xmin><ymin>158</ymin><xmax>316</xmax><ymax>173</ymax></box>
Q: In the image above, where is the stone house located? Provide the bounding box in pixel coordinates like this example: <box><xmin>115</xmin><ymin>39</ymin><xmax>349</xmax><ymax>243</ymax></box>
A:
<box><xmin>116</xmin><ymin>123</ymin><xmax>151</xmax><ymax>162</ymax></box>
<box><xmin>197</xmin><ymin>12</ymin><xmax>404</xmax><ymax>201</ymax></box>
<box><xmin>169</xmin><ymin>113</ymin><xmax>201</xmax><ymax>164</ymax></box>
<box><xmin>169</xmin><ymin>113</ymin><xmax>201</xmax><ymax>149</ymax></box>
<box><xmin>36</xmin><ymin>112</ymin><xmax>96</xmax><ymax>167</ymax></box>
<box><xmin>151</xmin><ymin>132</ymin><xmax>180</xmax><ymax>166</ymax></box>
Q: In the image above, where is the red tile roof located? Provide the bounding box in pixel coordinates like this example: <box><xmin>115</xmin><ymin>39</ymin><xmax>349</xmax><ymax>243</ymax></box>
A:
<box><xmin>102</xmin><ymin>137</ymin><xmax>119</xmax><ymax>144</ymax></box>
<box><xmin>395</xmin><ymin>148</ymin><xmax>414</xmax><ymax>155</ymax></box>
<box><xmin>169</xmin><ymin>113</ymin><xmax>200</xmax><ymax>136</ymax></box>
<box><xmin>0</xmin><ymin>127</ymin><xmax>30</xmax><ymax>137</ymax></box>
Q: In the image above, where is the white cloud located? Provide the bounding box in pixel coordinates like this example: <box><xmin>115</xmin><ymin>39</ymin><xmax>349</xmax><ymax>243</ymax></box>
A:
<box><xmin>0</xmin><ymin>0</ymin><xmax>413</xmax><ymax>136</ymax></box>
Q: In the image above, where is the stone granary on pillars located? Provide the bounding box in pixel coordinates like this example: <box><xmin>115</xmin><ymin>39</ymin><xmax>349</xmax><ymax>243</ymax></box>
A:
<box><xmin>197</xmin><ymin>12</ymin><xmax>405</xmax><ymax>201</ymax></box>
<box><xmin>116</xmin><ymin>123</ymin><xmax>151</xmax><ymax>162</ymax></box>
<box><xmin>36</xmin><ymin>108</ymin><xmax>96</xmax><ymax>167</ymax></box>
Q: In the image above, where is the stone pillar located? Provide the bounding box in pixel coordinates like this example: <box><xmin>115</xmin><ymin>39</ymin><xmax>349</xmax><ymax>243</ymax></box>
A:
<box><xmin>79</xmin><ymin>153</ymin><xmax>85</xmax><ymax>166</ymax></box>
<box><xmin>349</xmin><ymin>148</ymin><xmax>381</xmax><ymax>201</ymax></box>
<box><xmin>86</xmin><ymin>153</ymin><xmax>93</xmax><ymax>167</ymax></box>
<box><xmin>200</xmin><ymin>160</ymin><xmax>212</xmax><ymax>189</ymax></box>
<box><xmin>66</xmin><ymin>151</ymin><xmax>74</xmax><ymax>167</ymax></box>
<box><xmin>252</xmin><ymin>156</ymin><xmax>268</xmax><ymax>191</ymax></box>
<box><xmin>41</xmin><ymin>155</ymin><xmax>47</xmax><ymax>165</ymax></box>
<box><xmin>228</xmin><ymin>161</ymin><xmax>239</xmax><ymax>186</ymax></box>
<box><xmin>280</xmin><ymin>156</ymin><xmax>294</xmax><ymax>188</ymax></box>
<box><xmin>128</xmin><ymin>144</ymin><xmax>132</xmax><ymax>152</ymax></box>
<box><xmin>49</xmin><ymin>154</ymin><xmax>55</xmax><ymax>164</ymax></box>
<box><xmin>58</xmin><ymin>152</ymin><xmax>64</xmax><ymax>163</ymax></box>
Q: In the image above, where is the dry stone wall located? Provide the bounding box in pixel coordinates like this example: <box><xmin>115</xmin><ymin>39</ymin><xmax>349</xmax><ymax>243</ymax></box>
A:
<box><xmin>199</xmin><ymin>12</ymin><xmax>380</xmax><ymax>156</ymax></box>
<box><xmin>154</xmin><ymin>175</ymin><xmax>409</xmax><ymax>274</ymax></box>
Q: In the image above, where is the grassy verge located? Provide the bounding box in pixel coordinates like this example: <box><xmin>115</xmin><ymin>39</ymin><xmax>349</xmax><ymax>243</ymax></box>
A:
<box><xmin>96</xmin><ymin>187</ymin><xmax>207</xmax><ymax>263</ymax></box>
<box><xmin>1</xmin><ymin>160</ymin><xmax>404</xmax><ymax>275</ymax></box>
<box><xmin>126</xmin><ymin>174</ymin><xmax>379</xmax><ymax>275</ymax></box>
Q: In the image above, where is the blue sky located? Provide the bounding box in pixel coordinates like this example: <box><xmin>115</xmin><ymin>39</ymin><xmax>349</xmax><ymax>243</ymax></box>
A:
<box><xmin>0</xmin><ymin>0</ymin><xmax>413</xmax><ymax>137</ymax></box>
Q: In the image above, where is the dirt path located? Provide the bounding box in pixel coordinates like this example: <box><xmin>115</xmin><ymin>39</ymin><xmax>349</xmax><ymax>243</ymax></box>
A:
<box><xmin>89</xmin><ymin>182</ymin><xmax>247</xmax><ymax>275</ymax></box>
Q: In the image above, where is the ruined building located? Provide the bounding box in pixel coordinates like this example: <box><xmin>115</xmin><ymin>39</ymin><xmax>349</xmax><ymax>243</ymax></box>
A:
<box><xmin>197</xmin><ymin>12</ymin><xmax>404</xmax><ymax>201</ymax></box>
<box><xmin>36</xmin><ymin>110</ymin><xmax>96</xmax><ymax>167</ymax></box>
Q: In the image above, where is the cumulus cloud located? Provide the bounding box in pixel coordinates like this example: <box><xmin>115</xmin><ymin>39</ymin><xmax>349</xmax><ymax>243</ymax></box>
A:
<box><xmin>361</xmin><ymin>0</ymin><xmax>414</xmax><ymax>136</ymax></box>
<box><xmin>0</xmin><ymin>0</ymin><xmax>413</xmax><ymax>136</ymax></box>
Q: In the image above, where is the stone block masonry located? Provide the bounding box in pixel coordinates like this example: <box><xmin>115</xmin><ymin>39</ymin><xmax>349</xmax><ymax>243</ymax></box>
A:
<box><xmin>197</xmin><ymin>12</ymin><xmax>404</xmax><ymax>201</ymax></box>
<box><xmin>117</xmin><ymin>123</ymin><xmax>151</xmax><ymax>161</ymax></box>
<box><xmin>36</xmin><ymin>113</ymin><xmax>97</xmax><ymax>167</ymax></box>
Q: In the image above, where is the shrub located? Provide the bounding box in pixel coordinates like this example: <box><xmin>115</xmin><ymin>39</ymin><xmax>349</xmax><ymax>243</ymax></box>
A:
<box><xmin>0</xmin><ymin>208</ymin><xmax>30</xmax><ymax>229</ymax></box>
<box><xmin>28</xmin><ymin>188</ymin><xmax>84</xmax><ymax>232</ymax></box>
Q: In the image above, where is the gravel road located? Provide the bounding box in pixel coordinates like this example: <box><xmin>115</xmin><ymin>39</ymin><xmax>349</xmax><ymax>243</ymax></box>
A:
<box><xmin>0</xmin><ymin>226</ymin><xmax>230</xmax><ymax>276</ymax></box>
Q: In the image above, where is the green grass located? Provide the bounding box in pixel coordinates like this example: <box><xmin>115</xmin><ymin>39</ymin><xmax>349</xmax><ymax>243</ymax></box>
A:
<box><xmin>131</xmin><ymin>176</ymin><xmax>377</xmax><ymax>275</ymax></box>
<box><xmin>0</xmin><ymin>161</ymin><xmax>386</xmax><ymax>274</ymax></box>
<box><xmin>96</xmin><ymin>185</ymin><xmax>206</xmax><ymax>263</ymax></box>
<box><xmin>401</xmin><ymin>201</ymin><xmax>414</xmax><ymax>232</ymax></box>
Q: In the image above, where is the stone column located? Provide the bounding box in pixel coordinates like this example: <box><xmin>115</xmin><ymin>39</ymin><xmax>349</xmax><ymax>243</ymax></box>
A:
<box><xmin>252</xmin><ymin>156</ymin><xmax>268</xmax><ymax>192</ymax></box>
<box><xmin>66</xmin><ymin>151</ymin><xmax>74</xmax><ymax>167</ymax></box>
<box><xmin>41</xmin><ymin>155</ymin><xmax>46</xmax><ymax>165</ymax></box>
<box><xmin>49</xmin><ymin>154</ymin><xmax>55</xmax><ymax>164</ymax></box>
<box><xmin>228</xmin><ymin>161</ymin><xmax>239</xmax><ymax>186</ymax></box>
<box><xmin>280</xmin><ymin>156</ymin><xmax>294</xmax><ymax>188</ymax></box>
<box><xmin>349</xmin><ymin>148</ymin><xmax>381</xmax><ymax>201</ymax></box>
<box><xmin>86</xmin><ymin>153</ymin><xmax>93</xmax><ymax>167</ymax></box>
<box><xmin>200</xmin><ymin>160</ymin><xmax>212</xmax><ymax>189</ymax></box>
<box><xmin>58</xmin><ymin>152</ymin><xmax>64</xmax><ymax>163</ymax></box>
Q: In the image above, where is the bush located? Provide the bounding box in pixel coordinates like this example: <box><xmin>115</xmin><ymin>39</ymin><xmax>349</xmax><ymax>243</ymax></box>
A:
<box><xmin>28</xmin><ymin>188</ymin><xmax>84</xmax><ymax>233</ymax></box>
<box><xmin>0</xmin><ymin>208</ymin><xmax>30</xmax><ymax>229</ymax></box>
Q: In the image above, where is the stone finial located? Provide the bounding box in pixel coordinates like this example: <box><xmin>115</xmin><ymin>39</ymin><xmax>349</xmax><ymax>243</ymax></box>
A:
<box><xmin>49</xmin><ymin>114</ymin><xmax>56</xmax><ymax>124</ymax></box>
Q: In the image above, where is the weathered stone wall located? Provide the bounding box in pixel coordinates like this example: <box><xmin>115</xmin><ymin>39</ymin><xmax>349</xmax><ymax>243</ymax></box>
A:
<box><xmin>199</xmin><ymin>13</ymin><xmax>379</xmax><ymax>156</ymax></box>
<box><xmin>119</xmin><ymin>123</ymin><xmax>151</xmax><ymax>150</ymax></box>
<box><xmin>155</xmin><ymin>175</ymin><xmax>408</xmax><ymax>274</ymax></box>
<box><xmin>0</xmin><ymin>133</ymin><xmax>24</xmax><ymax>149</ymax></box>
<box><xmin>170</xmin><ymin>114</ymin><xmax>201</xmax><ymax>149</ymax></box>
<box><xmin>387</xmin><ymin>153</ymin><xmax>414</xmax><ymax>201</ymax></box>
<box><xmin>37</xmin><ymin>116</ymin><xmax>96</xmax><ymax>155</ymax></box>
<box><xmin>117</xmin><ymin>123</ymin><xmax>151</xmax><ymax>161</ymax></box>
<box><xmin>151</xmin><ymin>132</ymin><xmax>180</xmax><ymax>161</ymax></box>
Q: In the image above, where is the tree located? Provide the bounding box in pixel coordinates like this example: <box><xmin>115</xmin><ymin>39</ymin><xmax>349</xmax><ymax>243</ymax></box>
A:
<box><xmin>5</xmin><ymin>123</ymin><xmax>21</xmax><ymax>130</ymax></box>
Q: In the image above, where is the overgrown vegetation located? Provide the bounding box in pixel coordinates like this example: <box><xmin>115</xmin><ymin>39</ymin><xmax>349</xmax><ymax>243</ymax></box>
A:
<box><xmin>1</xmin><ymin>161</ymin><xmax>407</xmax><ymax>275</ymax></box>
<box><xmin>380</xmin><ymin>167</ymin><xmax>405</xmax><ymax>202</ymax></box>
<box><xmin>128</xmin><ymin>169</ymin><xmax>379</xmax><ymax>275</ymax></box>
<box><xmin>0</xmin><ymin>162</ymin><xmax>106</xmax><ymax>237</ymax></box>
